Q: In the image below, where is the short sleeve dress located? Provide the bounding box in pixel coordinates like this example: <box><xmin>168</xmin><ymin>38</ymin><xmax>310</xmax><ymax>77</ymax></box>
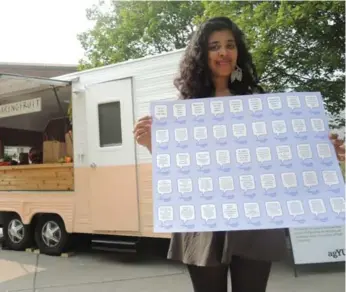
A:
<box><xmin>167</xmin><ymin>89</ymin><xmax>288</xmax><ymax>267</ymax></box>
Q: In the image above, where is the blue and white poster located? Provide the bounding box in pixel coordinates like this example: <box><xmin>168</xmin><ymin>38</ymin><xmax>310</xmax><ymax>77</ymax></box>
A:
<box><xmin>150</xmin><ymin>92</ymin><xmax>345</xmax><ymax>233</ymax></box>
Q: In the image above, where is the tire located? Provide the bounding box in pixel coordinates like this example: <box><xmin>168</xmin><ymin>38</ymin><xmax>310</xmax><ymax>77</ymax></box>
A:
<box><xmin>3</xmin><ymin>213</ymin><xmax>33</xmax><ymax>250</ymax></box>
<box><xmin>34</xmin><ymin>214</ymin><xmax>69</xmax><ymax>256</ymax></box>
<box><xmin>0</xmin><ymin>212</ymin><xmax>5</xmax><ymax>227</ymax></box>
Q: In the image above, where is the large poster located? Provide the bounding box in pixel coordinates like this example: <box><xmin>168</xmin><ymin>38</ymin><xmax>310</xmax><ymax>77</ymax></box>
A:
<box><xmin>150</xmin><ymin>92</ymin><xmax>345</xmax><ymax>233</ymax></box>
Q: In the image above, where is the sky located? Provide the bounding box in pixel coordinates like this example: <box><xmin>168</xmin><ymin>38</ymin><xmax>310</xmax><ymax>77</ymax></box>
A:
<box><xmin>0</xmin><ymin>0</ymin><xmax>100</xmax><ymax>65</ymax></box>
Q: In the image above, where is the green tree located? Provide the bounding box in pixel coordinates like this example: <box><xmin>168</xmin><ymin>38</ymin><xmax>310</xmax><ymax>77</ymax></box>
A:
<box><xmin>196</xmin><ymin>1</ymin><xmax>345</xmax><ymax>127</ymax></box>
<box><xmin>77</xmin><ymin>0</ymin><xmax>204</xmax><ymax>69</ymax></box>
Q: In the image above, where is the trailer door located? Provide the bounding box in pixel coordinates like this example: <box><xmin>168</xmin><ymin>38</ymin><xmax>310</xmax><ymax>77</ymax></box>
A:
<box><xmin>86</xmin><ymin>78</ymin><xmax>139</xmax><ymax>232</ymax></box>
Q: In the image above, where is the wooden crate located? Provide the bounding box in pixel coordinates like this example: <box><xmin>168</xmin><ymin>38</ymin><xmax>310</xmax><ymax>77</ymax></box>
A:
<box><xmin>0</xmin><ymin>163</ymin><xmax>74</xmax><ymax>191</ymax></box>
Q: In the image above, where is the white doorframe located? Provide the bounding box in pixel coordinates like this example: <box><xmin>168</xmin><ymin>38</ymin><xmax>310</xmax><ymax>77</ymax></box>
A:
<box><xmin>85</xmin><ymin>77</ymin><xmax>139</xmax><ymax>232</ymax></box>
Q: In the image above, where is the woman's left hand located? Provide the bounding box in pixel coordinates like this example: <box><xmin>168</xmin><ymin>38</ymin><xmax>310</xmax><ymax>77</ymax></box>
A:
<box><xmin>329</xmin><ymin>133</ymin><xmax>345</xmax><ymax>162</ymax></box>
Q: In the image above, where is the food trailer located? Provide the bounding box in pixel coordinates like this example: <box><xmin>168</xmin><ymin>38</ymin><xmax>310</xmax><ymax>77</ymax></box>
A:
<box><xmin>0</xmin><ymin>49</ymin><xmax>184</xmax><ymax>255</ymax></box>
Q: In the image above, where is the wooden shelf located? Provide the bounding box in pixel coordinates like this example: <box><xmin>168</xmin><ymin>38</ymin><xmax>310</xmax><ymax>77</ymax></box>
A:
<box><xmin>0</xmin><ymin>163</ymin><xmax>74</xmax><ymax>191</ymax></box>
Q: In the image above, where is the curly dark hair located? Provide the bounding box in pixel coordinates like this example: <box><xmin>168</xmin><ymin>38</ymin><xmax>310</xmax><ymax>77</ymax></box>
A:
<box><xmin>174</xmin><ymin>17</ymin><xmax>264</xmax><ymax>99</ymax></box>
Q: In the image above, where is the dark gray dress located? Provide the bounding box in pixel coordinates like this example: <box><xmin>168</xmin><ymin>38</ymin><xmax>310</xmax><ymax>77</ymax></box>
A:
<box><xmin>167</xmin><ymin>229</ymin><xmax>287</xmax><ymax>267</ymax></box>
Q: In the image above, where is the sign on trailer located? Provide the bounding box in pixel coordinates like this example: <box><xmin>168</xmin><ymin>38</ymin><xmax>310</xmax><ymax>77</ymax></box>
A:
<box><xmin>0</xmin><ymin>97</ymin><xmax>41</xmax><ymax>119</ymax></box>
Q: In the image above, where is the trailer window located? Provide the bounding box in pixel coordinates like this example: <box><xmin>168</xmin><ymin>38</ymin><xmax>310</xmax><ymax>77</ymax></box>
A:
<box><xmin>98</xmin><ymin>101</ymin><xmax>122</xmax><ymax>147</ymax></box>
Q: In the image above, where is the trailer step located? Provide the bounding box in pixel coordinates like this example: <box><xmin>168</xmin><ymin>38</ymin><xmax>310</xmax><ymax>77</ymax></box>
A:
<box><xmin>91</xmin><ymin>236</ymin><xmax>139</xmax><ymax>254</ymax></box>
<box><xmin>92</xmin><ymin>246</ymin><xmax>137</xmax><ymax>253</ymax></box>
<box><xmin>92</xmin><ymin>239</ymin><xmax>136</xmax><ymax>246</ymax></box>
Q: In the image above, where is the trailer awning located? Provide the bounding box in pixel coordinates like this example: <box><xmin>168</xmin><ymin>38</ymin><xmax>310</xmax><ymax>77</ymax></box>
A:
<box><xmin>0</xmin><ymin>73</ymin><xmax>72</xmax><ymax>132</ymax></box>
<box><xmin>0</xmin><ymin>73</ymin><xmax>71</xmax><ymax>99</ymax></box>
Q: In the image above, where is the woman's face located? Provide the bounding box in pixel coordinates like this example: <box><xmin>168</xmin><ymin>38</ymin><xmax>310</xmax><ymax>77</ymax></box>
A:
<box><xmin>207</xmin><ymin>29</ymin><xmax>238</xmax><ymax>78</ymax></box>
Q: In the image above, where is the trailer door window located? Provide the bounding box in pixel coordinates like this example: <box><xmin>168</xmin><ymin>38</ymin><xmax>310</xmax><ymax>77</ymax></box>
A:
<box><xmin>98</xmin><ymin>101</ymin><xmax>122</xmax><ymax>147</ymax></box>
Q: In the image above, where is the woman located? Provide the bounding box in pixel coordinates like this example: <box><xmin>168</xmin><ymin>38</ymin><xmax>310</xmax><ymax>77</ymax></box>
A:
<box><xmin>133</xmin><ymin>17</ymin><xmax>345</xmax><ymax>292</ymax></box>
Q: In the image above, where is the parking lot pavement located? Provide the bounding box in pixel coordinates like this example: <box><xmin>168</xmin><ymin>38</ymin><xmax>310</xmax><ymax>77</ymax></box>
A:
<box><xmin>0</xmin><ymin>245</ymin><xmax>345</xmax><ymax>292</ymax></box>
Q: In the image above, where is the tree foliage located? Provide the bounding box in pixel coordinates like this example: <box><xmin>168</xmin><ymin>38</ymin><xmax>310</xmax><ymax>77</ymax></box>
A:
<box><xmin>77</xmin><ymin>0</ymin><xmax>204</xmax><ymax>69</ymax></box>
<box><xmin>78</xmin><ymin>0</ymin><xmax>345</xmax><ymax>127</ymax></box>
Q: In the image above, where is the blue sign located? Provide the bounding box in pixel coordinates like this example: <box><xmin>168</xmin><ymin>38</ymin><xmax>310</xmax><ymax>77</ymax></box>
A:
<box><xmin>150</xmin><ymin>92</ymin><xmax>345</xmax><ymax>233</ymax></box>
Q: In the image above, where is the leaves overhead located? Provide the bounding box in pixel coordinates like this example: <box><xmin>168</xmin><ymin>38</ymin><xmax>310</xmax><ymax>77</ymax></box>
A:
<box><xmin>78</xmin><ymin>0</ymin><xmax>345</xmax><ymax>127</ymax></box>
<box><xmin>77</xmin><ymin>0</ymin><xmax>204</xmax><ymax>69</ymax></box>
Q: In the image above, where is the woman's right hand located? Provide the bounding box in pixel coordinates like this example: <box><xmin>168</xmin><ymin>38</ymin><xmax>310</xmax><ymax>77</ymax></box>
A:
<box><xmin>133</xmin><ymin>115</ymin><xmax>152</xmax><ymax>153</ymax></box>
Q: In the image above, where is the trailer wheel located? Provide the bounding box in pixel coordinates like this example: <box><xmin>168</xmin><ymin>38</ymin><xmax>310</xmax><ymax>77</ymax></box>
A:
<box><xmin>34</xmin><ymin>214</ymin><xmax>69</xmax><ymax>256</ymax></box>
<box><xmin>3</xmin><ymin>213</ymin><xmax>33</xmax><ymax>250</ymax></box>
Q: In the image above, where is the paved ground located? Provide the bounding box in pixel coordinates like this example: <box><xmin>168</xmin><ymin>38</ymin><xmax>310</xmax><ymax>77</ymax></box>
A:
<box><xmin>0</xmin><ymin>228</ymin><xmax>345</xmax><ymax>292</ymax></box>
<box><xmin>0</xmin><ymin>244</ymin><xmax>345</xmax><ymax>292</ymax></box>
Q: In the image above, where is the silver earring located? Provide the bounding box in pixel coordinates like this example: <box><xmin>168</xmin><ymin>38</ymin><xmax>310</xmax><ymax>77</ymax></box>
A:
<box><xmin>230</xmin><ymin>65</ymin><xmax>243</xmax><ymax>83</ymax></box>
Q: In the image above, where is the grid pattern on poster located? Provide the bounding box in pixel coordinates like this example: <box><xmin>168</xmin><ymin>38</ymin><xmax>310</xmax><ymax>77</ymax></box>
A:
<box><xmin>150</xmin><ymin>92</ymin><xmax>345</xmax><ymax>233</ymax></box>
